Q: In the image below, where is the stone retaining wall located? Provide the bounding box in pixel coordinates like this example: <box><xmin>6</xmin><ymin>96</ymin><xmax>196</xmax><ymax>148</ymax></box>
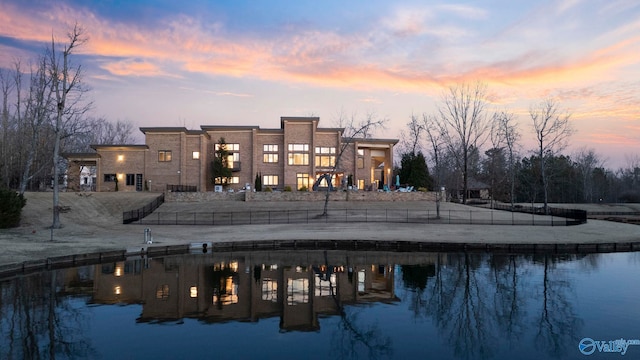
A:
<box><xmin>166</xmin><ymin>190</ymin><xmax>439</xmax><ymax>202</ymax></box>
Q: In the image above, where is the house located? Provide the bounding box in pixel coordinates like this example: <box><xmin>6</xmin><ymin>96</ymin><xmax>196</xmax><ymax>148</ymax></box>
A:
<box><xmin>65</xmin><ymin>117</ymin><xmax>398</xmax><ymax>192</ymax></box>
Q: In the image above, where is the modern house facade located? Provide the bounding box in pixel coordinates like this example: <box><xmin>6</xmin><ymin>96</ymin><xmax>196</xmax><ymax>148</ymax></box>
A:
<box><xmin>65</xmin><ymin>117</ymin><xmax>398</xmax><ymax>193</ymax></box>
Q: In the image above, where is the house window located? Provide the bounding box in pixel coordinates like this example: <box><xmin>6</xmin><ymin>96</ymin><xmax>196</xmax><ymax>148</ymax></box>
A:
<box><xmin>315</xmin><ymin>146</ymin><xmax>336</xmax><ymax>167</ymax></box>
<box><xmin>296</xmin><ymin>173</ymin><xmax>310</xmax><ymax>190</ymax></box>
<box><xmin>158</xmin><ymin>150</ymin><xmax>172</xmax><ymax>162</ymax></box>
<box><xmin>263</xmin><ymin>175</ymin><xmax>278</xmax><ymax>186</ymax></box>
<box><xmin>228</xmin><ymin>177</ymin><xmax>240</xmax><ymax>184</ymax></box>
<box><xmin>192</xmin><ymin>151</ymin><xmax>200</xmax><ymax>160</ymax></box>
<box><xmin>357</xmin><ymin>149</ymin><xmax>364</xmax><ymax>169</ymax></box>
<box><xmin>288</xmin><ymin>144</ymin><xmax>309</xmax><ymax>165</ymax></box>
<box><xmin>216</xmin><ymin>143</ymin><xmax>240</xmax><ymax>169</ymax></box>
<box><xmin>263</xmin><ymin>144</ymin><xmax>279</xmax><ymax>163</ymax></box>
<box><xmin>125</xmin><ymin>174</ymin><xmax>135</xmax><ymax>186</ymax></box>
<box><xmin>262</xmin><ymin>278</ymin><xmax>278</xmax><ymax>302</ymax></box>
<box><xmin>287</xmin><ymin>278</ymin><xmax>309</xmax><ymax>305</ymax></box>
<box><xmin>104</xmin><ymin>174</ymin><xmax>116</xmax><ymax>182</ymax></box>
<box><xmin>156</xmin><ymin>284</ymin><xmax>170</xmax><ymax>300</ymax></box>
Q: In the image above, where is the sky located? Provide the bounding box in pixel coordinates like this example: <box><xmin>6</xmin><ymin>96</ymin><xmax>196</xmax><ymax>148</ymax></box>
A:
<box><xmin>0</xmin><ymin>0</ymin><xmax>638</xmax><ymax>168</ymax></box>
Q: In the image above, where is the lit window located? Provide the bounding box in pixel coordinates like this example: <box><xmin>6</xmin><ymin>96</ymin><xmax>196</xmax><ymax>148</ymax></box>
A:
<box><xmin>315</xmin><ymin>273</ymin><xmax>337</xmax><ymax>297</ymax></box>
<box><xmin>287</xmin><ymin>278</ymin><xmax>309</xmax><ymax>305</ymax></box>
<box><xmin>156</xmin><ymin>284</ymin><xmax>170</xmax><ymax>300</ymax></box>
<box><xmin>192</xmin><ymin>151</ymin><xmax>200</xmax><ymax>160</ymax></box>
<box><xmin>190</xmin><ymin>286</ymin><xmax>198</xmax><ymax>298</ymax></box>
<box><xmin>215</xmin><ymin>143</ymin><xmax>239</xmax><ymax>151</ymax></box>
<box><xmin>262</xmin><ymin>278</ymin><xmax>278</xmax><ymax>302</ymax></box>
<box><xmin>357</xmin><ymin>149</ymin><xmax>364</xmax><ymax>169</ymax></box>
<box><xmin>315</xmin><ymin>147</ymin><xmax>336</xmax><ymax>167</ymax></box>
<box><xmin>263</xmin><ymin>144</ymin><xmax>278</xmax><ymax>152</ymax></box>
<box><xmin>263</xmin><ymin>153</ymin><xmax>278</xmax><ymax>163</ymax></box>
<box><xmin>263</xmin><ymin>175</ymin><xmax>278</xmax><ymax>186</ymax></box>
<box><xmin>228</xmin><ymin>177</ymin><xmax>240</xmax><ymax>184</ymax></box>
<box><xmin>288</xmin><ymin>144</ymin><xmax>309</xmax><ymax>165</ymax></box>
<box><xmin>158</xmin><ymin>150</ymin><xmax>172</xmax><ymax>162</ymax></box>
<box><xmin>296</xmin><ymin>173</ymin><xmax>310</xmax><ymax>190</ymax></box>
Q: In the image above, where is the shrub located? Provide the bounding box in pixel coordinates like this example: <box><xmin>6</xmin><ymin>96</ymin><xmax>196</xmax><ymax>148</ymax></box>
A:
<box><xmin>264</xmin><ymin>187</ymin><xmax>273</xmax><ymax>192</ymax></box>
<box><xmin>283</xmin><ymin>185</ymin><xmax>292</xmax><ymax>192</ymax></box>
<box><xmin>0</xmin><ymin>187</ymin><xmax>27</xmax><ymax>228</ymax></box>
<box><xmin>417</xmin><ymin>187</ymin><xmax>428</xmax><ymax>192</ymax></box>
<box><xmin>298</xmin><ymin>185</ymin><xmax>308</xmax><ymax>192</ymax></box>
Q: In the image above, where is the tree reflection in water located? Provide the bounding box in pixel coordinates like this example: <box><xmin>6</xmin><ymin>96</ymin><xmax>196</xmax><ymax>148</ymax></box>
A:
<box><xmin>0</xmin><ymin>269</ymin><xmax>95</xmax><ymax>359</ymax></box>
<box><xmin>0</xmin><ymin>250</ymin><xmax>605</xmax><ymax>359</ymax></box>
<box><xmin>400</xmin><ymin>253</ymin><xmax>584</xmax><ymax>360</ymax></box>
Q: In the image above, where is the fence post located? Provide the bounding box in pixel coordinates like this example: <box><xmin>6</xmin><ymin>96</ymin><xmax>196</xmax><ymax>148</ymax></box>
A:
<box><xmin>157</xmin><ymin>211</ymin><xmax>160</xmax><ymax>225</ymax></box>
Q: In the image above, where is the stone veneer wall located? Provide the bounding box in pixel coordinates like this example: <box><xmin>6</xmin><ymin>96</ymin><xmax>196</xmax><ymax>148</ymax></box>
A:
<box><xmin>166</xmin><ymin>190</ymin><xmax>439</xmax><ymax>202</ymax></box>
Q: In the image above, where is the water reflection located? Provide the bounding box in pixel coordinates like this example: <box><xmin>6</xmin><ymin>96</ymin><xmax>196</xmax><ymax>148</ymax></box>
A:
<box><xmin>0</xmin><ymin>250</ymin><xmax>630</xmax><ymax>359</ymax></box>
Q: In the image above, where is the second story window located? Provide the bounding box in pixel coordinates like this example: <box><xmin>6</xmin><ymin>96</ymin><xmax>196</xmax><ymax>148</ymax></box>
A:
<box><xmin>158</xmin><ymin>150</ymin><xmax>172</xmax><ymax>162</ymax></box>
<box><xmin>263</xmin><ymin>144</ymin><xmax>279</xmax><ymax>163</ymax></box>
<box><xmin>288</xmin><ymin>144</ymin><xmax>309</xmax><ymax>165</ymax></box>
<box><xmin>315</xmin><ymin>146</ymin><xmax>336</xmax><ymax>167</ymax></box>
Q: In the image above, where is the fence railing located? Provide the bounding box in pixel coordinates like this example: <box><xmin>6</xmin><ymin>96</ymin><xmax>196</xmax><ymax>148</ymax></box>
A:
<box><xmin>492</xmin><ymin>204</ymin><xmax>587</xmax><ymax>225</ymax></box>
<box><xmin>132</xmin><ymin>208</ymin><xmax>581</xmax><ymax>226</ymax></box>
<box><xmin>123</xmin><ymin>194</ymin><xmax>165</xmax><ymax>224</ymax></box>
<box><xmin>166</xmin><ymin>184</ymin><xmax>197</xmax><ymax>192</ymax></box>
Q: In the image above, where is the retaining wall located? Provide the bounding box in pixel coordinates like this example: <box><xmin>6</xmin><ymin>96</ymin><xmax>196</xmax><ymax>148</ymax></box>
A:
<box><xmin>166</xmin><ymin>190</ymin><xmax>439</xmax><ymax>202</ymax></box>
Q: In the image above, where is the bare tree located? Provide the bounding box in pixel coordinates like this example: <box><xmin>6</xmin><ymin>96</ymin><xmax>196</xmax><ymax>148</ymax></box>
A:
<box><xmin>573</xmin><ymin>147</ymin><xmax>603</xmax><ymax>203</ymax></box>
<box><xmin>321</xmin><ymin>111</ymin><xmax>387</xmax><ymax>216</ymax></box>
<box><xmin>529</xmin><ymin>99</ymin><xmax>574</xmax><ymax>214</ymax></box>
<box><xmin>0</xmin><ymin>67</ymin><xmax>14</xmax><ymax>187</ymax></box>
<box><xmin>399</xmin><ymin>113</ymin><xmax>423</xmax><ymax>155</ymax></box>
<box><xmin>48</xmin><ymin>24</ymin><xmax>91</xmax><ymax>229</ymax></box>
<box><xmin>423</xmin><ymin>114</ymin><xmax>444</xmax><ymax>218</ymax></box>
<box><xmin>495</xmin><ymin>111</ymin><xmax>520</xmax><ymax>208</ymax></box>
<box><xmin>434</xmin><ymin>82</ymin><xmax>491</xmax><ymax>204</ymax></box>
<box><xmin>19</xmin><ymin>56</ymin><xmax>55</xmax><ymax>195</ymax></box>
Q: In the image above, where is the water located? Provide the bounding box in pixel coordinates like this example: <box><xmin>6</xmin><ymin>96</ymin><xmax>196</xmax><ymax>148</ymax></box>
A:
<box><xmin>1</xmin><ymin>250</ymin><xmax>640</xmax><ymax>359</ymax></box>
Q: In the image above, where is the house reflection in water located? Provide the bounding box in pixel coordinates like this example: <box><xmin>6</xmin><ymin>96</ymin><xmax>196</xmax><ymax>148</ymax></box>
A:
<box><xmin>92</xmin><ymin>251</ymin><xmax>408</xmax><ymax>331</ymax></box>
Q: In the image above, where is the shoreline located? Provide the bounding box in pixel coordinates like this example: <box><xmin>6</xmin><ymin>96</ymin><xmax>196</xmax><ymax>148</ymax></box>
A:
<box><xmin>0</xmin><ymin>192</ymin><xmax>638</xmax><ymax>271</ymax></box>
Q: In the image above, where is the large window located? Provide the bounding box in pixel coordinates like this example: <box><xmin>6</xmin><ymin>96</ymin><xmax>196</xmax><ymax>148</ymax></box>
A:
<box><xmin>262</xmin><ymin>279</ymin><xmax>278</xmax><ymax>302</ymax></box>
<box><xmin>287</xmin><ymin>278</ymin><xmax>309</xmax><ymax>305</ymax></box>
<box><xmin>315</xmin><ymin>146</ymin><xmax>336</xmax><ymax>167</ymax></box>
<box><xmin>357</xmin><ymin>149</ymin><xmax>364</xmax><ymax>169</ymax></box>
<box><xmin>104</xmin><ymin>174</ymin><xmax>116</xmax><ymax>182</ymax></box>
<box><xmin>215</xmin><ymin>143</ymin><xmax>240</xmax><ymax>169</ymax></box>
<box><xmin>288</xmin><ymin>144</ymin><xmax>309</xmax><ymax>165</ymax></box>
<box><xmin>296</xmin><ymin>173</ymin><xmax>310</xmax><ymax>191</ymax></box>
<box><xmin>263</xmin><ymin>144</ymin><xmax>279</xmax><ymax>163</ymax></box>
<box><xmin>263</xmin><ymin>175</ymin><xmax>279</xmax><ymax>186</ymax></box>
<box><xmin>158</xmin><ymin>150</ymin><xmax>172</xmax><ymax>162</ymax></box>
<box><xmin>125</xmin><ymin>174</ymin><xmax>135</xmax><ymax>186</ymax></box>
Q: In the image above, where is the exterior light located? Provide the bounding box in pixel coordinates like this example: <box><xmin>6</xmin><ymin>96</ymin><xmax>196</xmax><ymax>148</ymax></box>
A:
<box><xmin>114</xmin><ymin>286</ymin><xmax>121</xmax><ymax>295</ymax></box>
<box><xmin>117</xmin><ymin>155</ymin><xmax>124</xmax><ymax>162</ymax></box>
<box><xmin>190</xmin><ymin>286</ymin><xmax>198</xmax><ymax>298</ymax></box>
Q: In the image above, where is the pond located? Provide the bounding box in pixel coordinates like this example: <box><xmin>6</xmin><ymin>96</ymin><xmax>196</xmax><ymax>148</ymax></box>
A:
<box><xmin>1</xmin><ymin>249</ymin><xmax>640</xmax><ymax>359</ymax></box>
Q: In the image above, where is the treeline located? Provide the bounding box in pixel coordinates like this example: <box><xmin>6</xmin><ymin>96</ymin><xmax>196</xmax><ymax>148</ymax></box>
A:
<box><xmin>396</xmin><ymin>82</ymin><xmax>639</xmax><ymax>205</ymax></box>
<box><xmin>0</xmin><ymin>33</ymin><xmax>134</xmax><ymax>194</ymax></box>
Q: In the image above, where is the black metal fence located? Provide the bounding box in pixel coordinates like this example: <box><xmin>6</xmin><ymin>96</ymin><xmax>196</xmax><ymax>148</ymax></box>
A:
<box><xmin>133</xmin><ymin>208</ymin><xmax>581</xmax><ymax>226</ymax></box>
<box><xmin>166</xmin><ymin>184</ymin><xmax>197</xmax><ymax>192</ymax></box>
<box><xmin>492</xmin><ymin>204</ymin><xmax>587</xmax><ymax>225</ymax></box>
<box><xmin>122</xmin><ymin>194</ymin><xmax>165</xmax><ymax>224</ymax></box>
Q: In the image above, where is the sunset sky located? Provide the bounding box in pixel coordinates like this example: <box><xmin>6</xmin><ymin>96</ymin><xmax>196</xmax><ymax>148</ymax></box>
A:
<box><xmin>0</xmin><ymin>0</ymin><xmax>638</xmax><ymax>168</ymax></box>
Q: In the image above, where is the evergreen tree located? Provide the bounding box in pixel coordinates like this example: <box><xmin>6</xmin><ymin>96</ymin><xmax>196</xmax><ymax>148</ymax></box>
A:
<box><xmin>398</xmin><ymin>151</ymin><xmax>433</xmax><ymax>190</ymax></box>
<box><xmin>212</xmin><ymin>137</ymin><xmax>232</xmax><ymax>186</ymax></box>
<box><xmin>0</xmin><ymin>185</ymin><xmax>26</xmax><ymax>228</ymax></box>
